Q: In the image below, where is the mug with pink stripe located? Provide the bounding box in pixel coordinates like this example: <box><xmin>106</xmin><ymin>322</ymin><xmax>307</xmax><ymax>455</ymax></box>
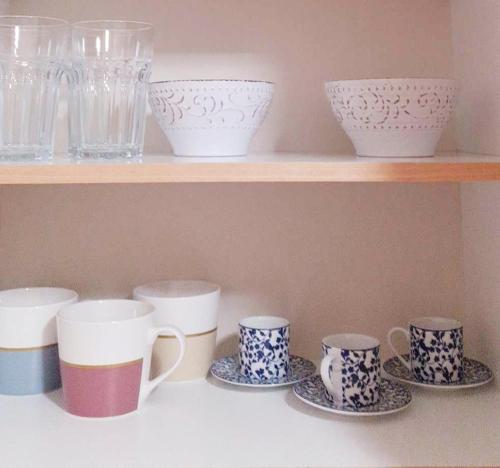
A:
<box><xmin>56</xmin><ymin>299</ymin><xmax>186</xmax><ymax>418</ymax></box>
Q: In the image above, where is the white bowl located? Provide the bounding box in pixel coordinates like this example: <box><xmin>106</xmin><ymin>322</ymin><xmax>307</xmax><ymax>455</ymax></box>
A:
<box><xmin>148</xmin><ymin>80</ymin><xmax>274</xmax><ymax>157</ymax></box>
<box><xmin>325</xmin><ymin>78</ymin><xmax>457</xmax><ymax>157</ymax></box>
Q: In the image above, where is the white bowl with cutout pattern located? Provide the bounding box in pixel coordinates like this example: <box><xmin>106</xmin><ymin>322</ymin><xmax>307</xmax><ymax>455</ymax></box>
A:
<box><xmin>325</xmin><ymin>78</ymin><xmax>457</xmax><ymax>157</ymax></box>
<box><xmin>148</xmin><ymin>79</ymin><xmax>274</xmax><ymax>157</ymax></box>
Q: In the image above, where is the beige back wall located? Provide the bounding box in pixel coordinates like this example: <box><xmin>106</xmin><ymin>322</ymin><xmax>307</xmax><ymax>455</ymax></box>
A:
<box><xmin>0</xmin><ymin>183</ymin><xmax>463</xmax><ymax>360</ymax></box>
<box><xmin>12</xmin><ymin>0</ymin><xmax>455</xmax><ymax>154</ymax></box>
<box><xmin>3</xmin><ymin>1</ymin><xmax>464</xmax><ymax>361</ymax></box>
<box><xmin>460</xmin><ymin>184</ymin><xmax>500</xmax><ymax>375</ymax></box>
<box><xmin>452</xmin><ymin>0</ymin><xmax>500</xmax><ymax>375</ymax></box>
<box><xmin>452</xmin><ymin>0</ymin><xmax>500</xmax><ymax>156</ymax></box>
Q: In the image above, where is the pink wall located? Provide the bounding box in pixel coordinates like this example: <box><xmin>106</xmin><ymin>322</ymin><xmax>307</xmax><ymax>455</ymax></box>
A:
<box><xmin>2</xmin><ymin>1</ymin><xmax>465</xmax><ymax>360</ymax></box>
<box><xmin>452</xmin><ymin>1</ymin><xmax>500</xmax><ymax>375</ymax></box>
<box><xmin>13</xmin><ymin>0</ymin><xmax>455</xmax><ymax>154</ymax></box>
<box><xmin>452</xmin><ymin>0</ymin><xmax>500</xmax><ymax>156</ymax></box>
<box><xmin>460</xmin><ymin>184</ymin><xmax>500</xmax><ymax>375</ymax></box>
<box><xmin>0</xmin><ymin>183</ymin><xmax>463</xmax><ymax>360</ymax></box>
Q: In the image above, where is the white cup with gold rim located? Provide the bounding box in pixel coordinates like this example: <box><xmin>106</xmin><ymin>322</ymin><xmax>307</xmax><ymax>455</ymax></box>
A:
<box><xmin>133</xmin><ymin>280</ymin><xmax>220</xmax><ymax>381</ymax></box>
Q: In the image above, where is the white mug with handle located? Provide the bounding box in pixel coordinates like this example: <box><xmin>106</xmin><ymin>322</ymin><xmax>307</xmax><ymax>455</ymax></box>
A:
<box><xmin>57</xmin><ymin>299</ymin><xmax>186</xmax><ymax>418</ymax></box>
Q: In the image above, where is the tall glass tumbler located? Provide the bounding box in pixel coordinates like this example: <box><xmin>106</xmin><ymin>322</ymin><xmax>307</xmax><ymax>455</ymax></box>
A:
<box><xmin>0</xmin><ymin>16</ymin><xmax>68</xmax><ymax>160</ymax></box>
<box><xmin>69</xmin><ymin>21</ymin><xmax>153</xmax><ymax>159</ymax></box>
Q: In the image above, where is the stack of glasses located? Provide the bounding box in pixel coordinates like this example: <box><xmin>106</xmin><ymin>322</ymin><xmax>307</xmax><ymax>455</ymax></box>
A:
<box><xmin>0</xmin><ymin>16</ymin><xmax>153</xmax><ymax>161</ymax></box>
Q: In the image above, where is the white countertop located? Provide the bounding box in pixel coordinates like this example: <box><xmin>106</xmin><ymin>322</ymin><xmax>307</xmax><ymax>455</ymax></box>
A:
<box><xmin>0</xmin><ymin>375</ymin><xmax>498</xmax><ymax>467</ymax></box>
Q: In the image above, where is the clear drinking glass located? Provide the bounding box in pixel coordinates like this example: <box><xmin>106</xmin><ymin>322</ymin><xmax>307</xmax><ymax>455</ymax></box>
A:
<box><xmin>0</xmin><ymin>16</ymin><xmax>67</xmax><ymax>160</ymax></box>
<box><xmin>68</xmin><ymin>20</ymin><xmax>153</xmax><ymax>159</ymax></box>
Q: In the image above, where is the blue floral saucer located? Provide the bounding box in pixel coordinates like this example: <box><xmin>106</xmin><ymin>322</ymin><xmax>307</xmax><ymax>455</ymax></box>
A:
<box><xmin>210</xmin><ymin>355</ymin><xmax>316</xmax><ymax>388</ymax></box>
<box><xmin>293</xmin><ymin>375</ymin><xmax>412</xmax><ymax>416</ymax></box>
<box><xmin>383</xmin><ymin>355</ymin><xmax>493</xmax><ymax>390</ymax></box>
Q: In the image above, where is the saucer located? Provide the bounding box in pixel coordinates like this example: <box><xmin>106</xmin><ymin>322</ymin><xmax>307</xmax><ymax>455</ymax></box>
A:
<box><xmin>293</xmin><ymin>375</ymin><xmax>412</xmax><ymax>416</ymax></box>
<box><xmin>383</xmin><ymin>355</ymin><xmax>493</xmax><ymax>390</ymax></box>
<box><xmin>210</xmin><ymin>355</ymin><xmax>316</xmax><ymax>388</ymax></box>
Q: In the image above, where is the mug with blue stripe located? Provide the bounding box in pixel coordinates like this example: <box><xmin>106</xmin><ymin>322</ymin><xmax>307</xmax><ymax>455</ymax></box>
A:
<box><xmin>0</xmin><ymin>287</ymin><xmax>78</xmax><ymax>395</ymax></box>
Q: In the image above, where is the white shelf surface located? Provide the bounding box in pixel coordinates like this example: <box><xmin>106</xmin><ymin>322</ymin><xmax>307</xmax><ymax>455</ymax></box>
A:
<box><xmin>0</xmin><ymin>376</ymin><xmax>498</xmax><ymax>467</ymax></box>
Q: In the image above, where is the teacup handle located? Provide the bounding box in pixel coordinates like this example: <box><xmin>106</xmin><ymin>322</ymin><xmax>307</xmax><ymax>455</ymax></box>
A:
<box><xmin>387</xmin><ymin>327</ymin><xmax>411</xmax><ymax>371</ymax></box>
<box><xmin>320</xmin><ymin>353</ymin><xmax>340</xmax><ymax>397</ymax></box>
<box><xmin>140</xmin><ymin>325</ymin><xmax>186</xmax><ymax>403</ymax></box>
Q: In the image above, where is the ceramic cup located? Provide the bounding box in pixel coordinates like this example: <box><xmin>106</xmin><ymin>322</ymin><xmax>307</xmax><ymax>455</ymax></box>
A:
<box><xmin>134</xmin><ymin>280</ymin><xmax>220</xmax><ymax>381</ymax></box>
<box><xmin>238</xmin><ymin>316</ymin><xmax>290</xmax><ymax>381</ymax></box>
<box><xmin>387</xmin><ymin>316</ymin><xmax>464</xmax><ymax>384</ymax></box>
<box><xmin>57</xmin><ymin>300</ymin><xmax>186</xmax><ymax>418</ymax></box>
<box><xmin>0</xmin><ymin>287</ymin><xmax>78</xmax><ymax>395</ymax></box>
<box><xmin>320</xmin><ymin>334</ymin><xmax>381</xmax><ymax>409</ymax></box>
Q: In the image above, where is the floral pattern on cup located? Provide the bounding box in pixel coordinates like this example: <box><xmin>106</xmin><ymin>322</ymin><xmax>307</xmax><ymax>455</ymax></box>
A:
<box><xmin>340</xmin><ymin>348</ymin><xmax>380</xmax><ymax>408</ymax></box>
<box><xmin>321</xmin><ymin>334</ymin><xmax>381</xmax><ymax>410</ymax></box>
<box><xmin>322</xmin><ymin>345</ymin><xmax>380</xmax><ymax>408</ymax></box>
<box><xmin>387</xmin><ymin>317</ymin><xmax>464</xmax><ymax>385</ymax></box>
<box><xmin>239</xmin><ymin>316</ymin><xmax>290</xmax><ymax>381</ymax></box>
<box><xmin>410</xmin><ymin>325</ymin><xmax>463</xmax><ymax>383</ymax></box>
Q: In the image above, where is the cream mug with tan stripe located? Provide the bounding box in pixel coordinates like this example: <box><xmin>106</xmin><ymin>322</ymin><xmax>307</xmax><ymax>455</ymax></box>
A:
<box><xmin>134</xmin><ymin>280</ymin><xmax>220</xmax><ymax>381</ymax></box>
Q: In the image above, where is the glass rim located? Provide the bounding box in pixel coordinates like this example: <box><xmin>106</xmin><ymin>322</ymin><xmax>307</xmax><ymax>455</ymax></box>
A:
<box><xmin>72</xmin><ymin>19</ymin><xmax>153</xmax><ymax>32</ymax></box>
<box><xmin>0</xmin><ymin>15</ymin><xmax>68</xmax><ymax>29</ymax></box>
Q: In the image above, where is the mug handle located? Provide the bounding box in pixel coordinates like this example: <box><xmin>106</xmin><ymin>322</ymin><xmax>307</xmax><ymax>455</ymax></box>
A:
<box><xmin>320</xmin><ymin>353</ymin><xmax>339</xmax><ymax>397</ymax></box>
<box><xmin>387</xmin><ymin>327</ymin><xmax>411</xmax><ymax>371</ymax></box>
<box><xmin>140</xmin><ymin>325</ymin><xmax>186</xmax><ymax>403</ymax></box>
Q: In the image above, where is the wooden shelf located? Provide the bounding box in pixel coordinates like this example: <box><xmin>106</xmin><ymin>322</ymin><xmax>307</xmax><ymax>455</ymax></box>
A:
<box><xmin>0</xmin><ymin>152</ymin><xmax>499</xmax><ymax>184</ymax></box>
<box><xmin>0</xmin><ymin>376</ymin><xmax>498</xmax><ymax>467</ymax></box>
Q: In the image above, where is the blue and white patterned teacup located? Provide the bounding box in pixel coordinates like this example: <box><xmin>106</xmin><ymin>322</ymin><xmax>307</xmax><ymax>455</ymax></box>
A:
<box><xmin>320</xmin><ymin>334</ymin><xmax>380</xmax><ymax>409</ymax></box>
<box><xmin>238</xmin><ymin>316</ymin><xmax>290</xmax><ymax>381</ymax></box>
<box><xmin>388</xmin><ymin>317</ymin><xmax>463</xmax><ymax>384</ymax></box>
<box><xmin>0</xmin><ymin>287</ymin><xmax>78</xmax><ymax>395</ymax></box>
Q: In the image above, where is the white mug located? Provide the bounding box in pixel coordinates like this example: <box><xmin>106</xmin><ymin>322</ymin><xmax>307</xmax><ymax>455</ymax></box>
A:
<box><xmin>133</xmin><ymin>280</ymin><xmax>220</xmax><ymax>381</ymax></box>
<box><xmin>0</xmin><ymin>287</ymin><xmax>78</xmax><ymax>395</ymax></box>
<box><xmin>57</xmin><ymin>299</ymin><xmax>186</xmax><ymax>418</ymax></box>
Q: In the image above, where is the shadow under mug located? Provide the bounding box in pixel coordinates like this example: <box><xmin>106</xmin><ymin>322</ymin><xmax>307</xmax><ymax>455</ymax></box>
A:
<box><xmin>57</xmin><ymin>300</ymin><xmax>185</xmax><ymax>418</ymax></box>
<box><xmin>320</xmin><ymin>333</ymin><xmax>381</xmax><ymax>409</ymax></box>
<box><xmin>0</xmin><ymin>287</ymin><xmax>78</xmax><ymax>395</ymax></box>
<box><xmin>387</xmin><ymin>316</ymin><xmax>464</xmax><ymax>384</ymax></box>
<box><xmin>239</xmin><ymin>315</ymin><xmax>290</xmax><ymax>381</ymax></box>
